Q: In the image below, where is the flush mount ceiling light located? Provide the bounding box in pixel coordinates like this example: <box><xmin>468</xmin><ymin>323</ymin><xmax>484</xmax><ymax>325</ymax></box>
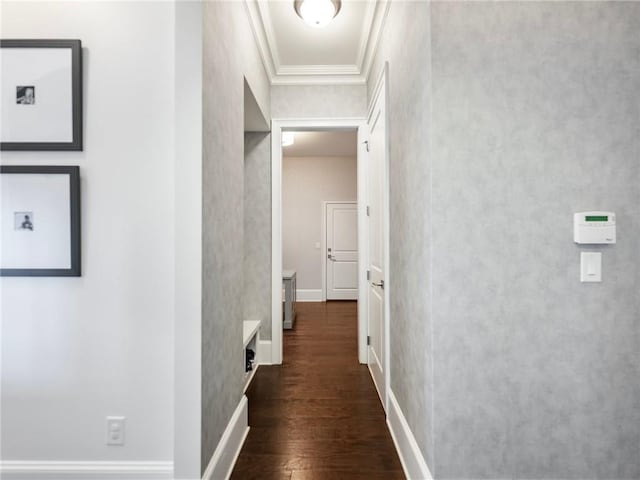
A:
<box><xmin>282</xmin><ymin>132</ymin><xmax>295</xmax><ymax>147</ymax></box>
<box><xmin>294</xmin><ymin>0</ymin><xmax>342</xmax><ymax>28</ymax></box>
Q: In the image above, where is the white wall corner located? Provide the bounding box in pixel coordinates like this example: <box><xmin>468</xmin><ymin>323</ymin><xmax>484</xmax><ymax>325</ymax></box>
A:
<box><xmin>201</xmin><ymin>395</ymin><xmax>249</xmax><ymax>480</ymax></box>
<box><xmin>257</xmin><ymin>339</ymin><xmax>272</xmax><ymax>365</ymax></box>
<box><xmin>296</xmin><ymin>289</ymin><xmax>323</xmax><ymax>302</ymax></box>
<box><xmin>387</xmin><ymin>390</ymin><xmax>433</xmax><ymax>480</ymax></box>
<box><xmin>0</xmin><ymin>461</ymin><xmax>173</xmax><ymax>480</ymax></box>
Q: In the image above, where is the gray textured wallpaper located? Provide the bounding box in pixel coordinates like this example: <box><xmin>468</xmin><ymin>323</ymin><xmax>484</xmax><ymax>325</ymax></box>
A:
<box><xmin>271</xmin><ymin>84</ymin><xmax>367</xmax><ymax>119</ymax></box>
<box><xmin>244</xmin><ymin>133</ymin><xmax>272</xmax><ymax>339</ymax></box>
<box><xmin>430</xmin><ymin>2</ymin><xmax>640</xmax><ymax>478</ymax></box>
<box><xmin>370</xmin><ymin>1</ymin><xmax>640</xmax><ymax>478</ymax></box>
<box><xmin>368</xmin><ymin>0</ymin><xmax>435</xmax><ymax>470</ymax></box>
<box><xmin>202</xmin><ymin>1</ymin><xmax>271</xmax><ymax>473</ymax></box>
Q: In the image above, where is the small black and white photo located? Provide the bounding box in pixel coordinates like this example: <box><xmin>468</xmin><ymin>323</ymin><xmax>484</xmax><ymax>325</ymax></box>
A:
<box><xmin>16</xmin><ymin>86</ymin><xmax>35</xmax><ymax>105</ymax></box>
<box><xmin>14</xmin><ymin>212</ymin><xmax>35</xmax><ymax>231</ymax></box>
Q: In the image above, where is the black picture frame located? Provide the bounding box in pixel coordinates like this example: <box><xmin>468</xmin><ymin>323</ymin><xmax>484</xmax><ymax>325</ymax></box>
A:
<box><xmin>1</xmin><ymin>165</ymin><xmax>81</xmax><ymax>277</ymax></box>
<box><xmin>1</xmin><ymin>39</ymin><xmax>83</xmax><ymax>151</ymax></box>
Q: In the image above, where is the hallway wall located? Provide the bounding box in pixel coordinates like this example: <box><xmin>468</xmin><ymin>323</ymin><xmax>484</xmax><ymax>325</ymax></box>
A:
<box><xmin>430</xmin><ymin>2</ymin><xmax>640</xmax><ymax>478</ymax></box>
<box><xmin>1</xmin><ymin>0</ymin><xmax>176</xmax><ymax>464</ymax></box>
<box><xmin>244</xmin><ymin>132</ymin><xmax>272</xmax><ymax>339</ymax></box>
<box><xmin>370</xmin><ymin>1</ymin><xmax>640</xmax><ymax>479</ymax></box>
<box><xmin>368</xmin><ymin>0</ymin><xmax>435</xmax><ymax>471</ymax></box>
<box><xmin>271</xmin><ymin>85</ymin><xmax>366</xmax><ymax>119</ymax></box>
<box><xmin>202</xmin><ymin>0</ymin><xmax>271</xmax><ymax>473</ymax></box>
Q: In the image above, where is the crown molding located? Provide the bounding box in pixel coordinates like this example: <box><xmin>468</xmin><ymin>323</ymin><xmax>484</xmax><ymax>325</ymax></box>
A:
<box><xmin>255</xmin><ymin>0</ymin><xmax>282</xmax><ymax>72</ymax></box>
<box><xmin>244</xmin><ymin>0</ymin><xmax>390</xmax><ymax>86</ymax></box>
<box><xmin>362</xmin><ymin>0</ymin><xmax>391</xmax><ymax>83</ymax></box>
<box><xmin>355</xmin><ymin>0</ymin><xmax>378</xmax><ymax>70</ymax></box>
<box><xmin>271</xmin><ymin>73</ymin><xmax>367</xmax><ymax>86</ymax></box>
<box><xmin>243</xmin><ymin>0</ymin><xmax>276</xmax><ymax>79</ymax></box>
<box><xmin>277</xmin><ymin>64</ymin><xmax>360</xmax><ymax>75</ymax></box>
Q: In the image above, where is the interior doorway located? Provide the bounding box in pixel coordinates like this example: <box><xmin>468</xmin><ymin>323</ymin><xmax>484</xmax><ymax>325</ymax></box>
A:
<box><xmin>271</xmin><ymin>120</ymin><xmax>369</xmax><ymax>366</ymax></box>
<box><xmin>280</xmin><ymin>130</ymin><xmax>358</xmax><ymax>342</ymax></box>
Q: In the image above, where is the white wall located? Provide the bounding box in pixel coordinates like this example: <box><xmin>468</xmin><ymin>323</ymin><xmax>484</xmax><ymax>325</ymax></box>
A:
<box><xmin>174</xmin><ymin>1</ymin><xmax>202</xmax><ymax>478</ymax></box>
<box><xmin>283</xmin><ymin>156</ymin><xmax>357</xmax><ymax>292</ymax></box>
<box><xmin>1</xmin><ymin>0</ymin><xmax>176</xmax><ymax>465</ymax></box>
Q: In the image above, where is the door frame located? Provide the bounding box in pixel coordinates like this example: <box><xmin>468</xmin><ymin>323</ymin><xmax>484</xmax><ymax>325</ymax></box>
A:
<box><xmin>321</xmin><ymin>200</ymin><xmax>358</xmax><ymax>302</ymax></box>
<box><xmin>271</xmin><ymin>118</ymin><xmax>368</xmax><ymax>365</ymax></box>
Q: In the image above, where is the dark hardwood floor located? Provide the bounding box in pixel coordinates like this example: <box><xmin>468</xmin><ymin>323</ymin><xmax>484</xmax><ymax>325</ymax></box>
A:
<box><xmin>231</xmin><ymin>301</ymin><xmax>405</xmax><ymax>480</ymax></box>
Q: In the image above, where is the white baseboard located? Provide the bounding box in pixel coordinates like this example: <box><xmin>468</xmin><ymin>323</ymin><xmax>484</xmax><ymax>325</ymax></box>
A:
<box><xmin>387</xmin><ymin>390</ymin><xmax>433</xmax><ymax>480</ymax></box>
<box><xmin>0</xmin><ymin>461</ymin><xmax>173</xmax><ymax>479</ymax></box>
<box><xmin>296</xmin><ymin>289</ymin><xmax>323</xmax><ymax>302</ymax></box>
<box><xmin>202</xmin><ymin>395</ymin><xmax>249</xmax><ymax>480</ymax></box>
<box><xmin>257</xmin><ymin>339</ymin><xmax>272</xmax><ymax>365</ymax></box>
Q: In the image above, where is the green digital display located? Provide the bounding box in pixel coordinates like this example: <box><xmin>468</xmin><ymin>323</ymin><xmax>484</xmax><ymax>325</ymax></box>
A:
<box><xmin>586</xmin><ymin>215</ymin><xmax>608</xmax><ymax>222</ymax></box>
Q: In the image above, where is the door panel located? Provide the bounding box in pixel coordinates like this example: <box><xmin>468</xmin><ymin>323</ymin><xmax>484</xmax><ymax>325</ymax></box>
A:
<box><xmin>333</xmin><ymin>209</ymin><xmax>358</xmax><ymax>250</ymax></box>
<box><xmin>367</xmin><ymin>71</ymin><xmax>387</xmax><ymax>412</ymax></box>
<box><xmin>326</xmin><ymin>202</ymin><xmax>358</xmax><ymax>300</ymax></box>
<box><xmin>333</xmin><ymin>261</ymin><xmax>358</xmax><ymax>289</ymax></box>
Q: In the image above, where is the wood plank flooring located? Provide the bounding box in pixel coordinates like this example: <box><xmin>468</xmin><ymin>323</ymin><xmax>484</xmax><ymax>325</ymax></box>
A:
<box><xmin>231</xmin><ymin>301</ymin><xmax>405</xmax><ymax>480</ymax></box>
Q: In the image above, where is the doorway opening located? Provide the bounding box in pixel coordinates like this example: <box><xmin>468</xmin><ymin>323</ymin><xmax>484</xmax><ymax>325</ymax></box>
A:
<box><xmin>281</xmin><ymin>129</ymin><xmax>359</xmax><ymax>350</ymax></box>
<box><xmin>281</xmin><ymin>130</ymin><xmax>359</xmax><ymax>305</ymax></box>
<box><xmin>271</xmin><ymin>120</ymin><xmax>369</xmax><ymax>367</ymax></box>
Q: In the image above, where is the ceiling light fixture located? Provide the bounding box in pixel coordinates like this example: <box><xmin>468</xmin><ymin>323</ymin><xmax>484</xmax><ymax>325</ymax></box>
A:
<box><xmin>294</xmin><ymin>0</ymin><xmax>342</xmax><ymax>28</ymax></box>
<box><xmin>282</xmin><ymin>132</ymin><xmax>295</xmax><ymax>147</ymax></box>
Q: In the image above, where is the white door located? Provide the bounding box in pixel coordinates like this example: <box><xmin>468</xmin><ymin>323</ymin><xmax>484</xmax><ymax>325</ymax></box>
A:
<box><xmin>367</xmin><ymin>70</ymin><xmax>388</xmax><ymax>411</ymax></box>
<box><xmin>326</xmin><ymin>202</ymin><xmax>358</xmax><ymax>300</ymax></box>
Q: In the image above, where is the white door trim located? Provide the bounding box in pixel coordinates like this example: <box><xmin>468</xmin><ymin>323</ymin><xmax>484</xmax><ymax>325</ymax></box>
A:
<box><xmin>321</xmin><ymin>200</ymin><xmax>357</xmax><ymax>302</ymax></box>
<box><xmin>271</xmin><ymin>118</ymin><xmax>368</xmax><ymax>365</ymax></box>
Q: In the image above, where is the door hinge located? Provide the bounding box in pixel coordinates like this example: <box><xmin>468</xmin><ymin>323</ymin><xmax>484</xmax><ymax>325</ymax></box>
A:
<box><xmin>366</xmin><ymin>270</ymin><xmax>370</xmax><ymax>281</ymax></box>
<box><xmin>366</xmin><ymin>206</ymin><xmax>370</xmax><ymax>216</ymax></box>
<box><xmin>367</xmin><ymin>335</ymin><xmax>371</xmax><ymax>346</ymax></box>
<box><xmin>363</xmin><ymin>140</ymin><xmax>370</xmax><ymax>152</ymax></box>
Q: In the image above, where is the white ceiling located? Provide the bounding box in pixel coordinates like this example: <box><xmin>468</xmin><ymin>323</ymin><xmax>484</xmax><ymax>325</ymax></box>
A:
<box><xmin>283</xmin><ymin>131</ymin><xmax>357</xmax><ymax>157</ymax></box>
<box><xmin>245</xmin><ymin>0</ymin><xmax>390</xmax><ymax>85</ymax></box>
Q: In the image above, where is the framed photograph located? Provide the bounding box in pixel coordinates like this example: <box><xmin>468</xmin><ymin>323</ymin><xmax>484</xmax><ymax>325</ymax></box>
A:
<box><xmin>1</xmin><ymin>166</ymin><xmax>81</xmax><ymax>276</ymax></box>
<box><xmin>1</xmin><ymin>39</ymin><xmax>83</xmax><ymax>151</ymax></box>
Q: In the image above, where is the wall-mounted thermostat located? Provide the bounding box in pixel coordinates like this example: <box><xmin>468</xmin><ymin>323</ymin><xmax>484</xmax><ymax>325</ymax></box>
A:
<box><xmin>574</xmin><ymin>211</ymin><xmax>616</xmax><ymax>244</ymax></box>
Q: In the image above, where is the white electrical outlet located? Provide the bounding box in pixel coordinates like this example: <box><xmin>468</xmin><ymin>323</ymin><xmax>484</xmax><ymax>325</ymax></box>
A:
<box><xmin>106</xmin><ymin>416</ymin><xmax>126</xmax><ymax>446</ymax></box>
